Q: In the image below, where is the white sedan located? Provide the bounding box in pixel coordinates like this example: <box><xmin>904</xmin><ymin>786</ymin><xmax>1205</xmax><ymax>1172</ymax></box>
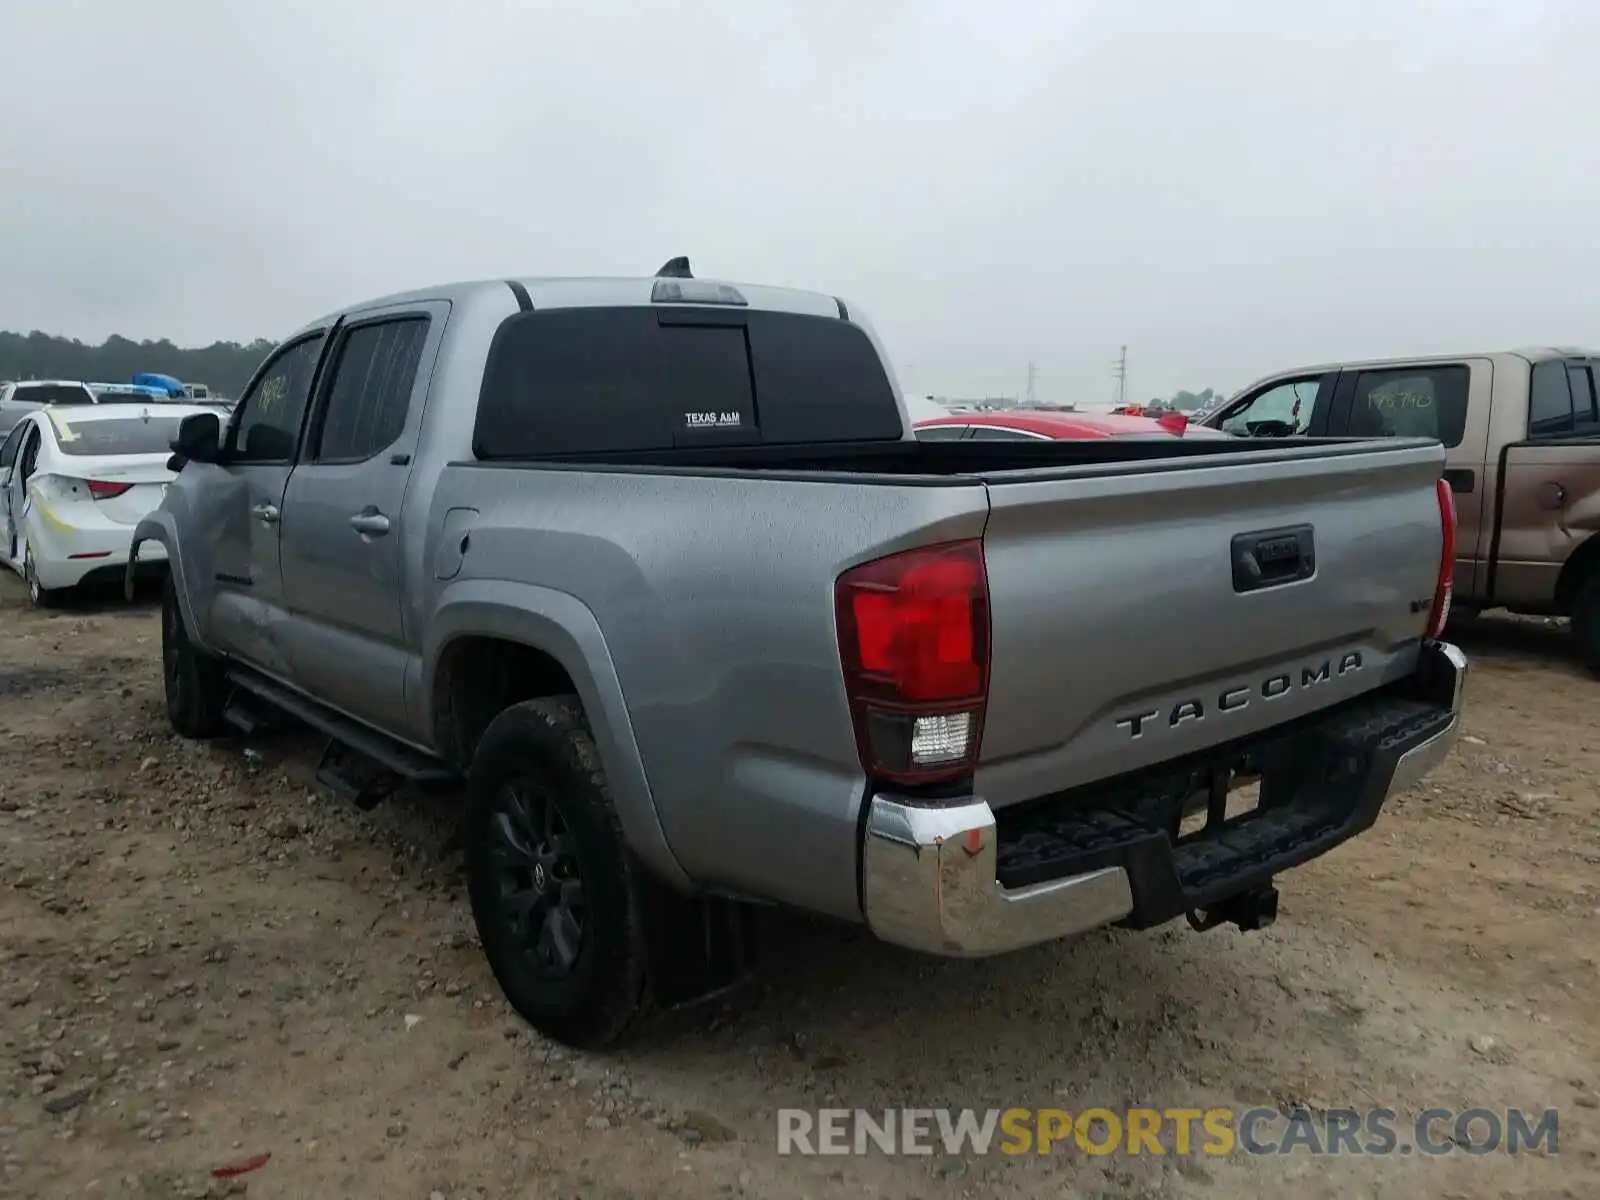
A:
<box><xmin>0</xmin><ymin>403</ymin><xmax>212</xmax><ymax>606</ymax></box>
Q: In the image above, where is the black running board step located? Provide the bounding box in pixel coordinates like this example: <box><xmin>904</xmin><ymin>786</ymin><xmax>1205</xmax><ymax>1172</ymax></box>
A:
<box><xmin>223</xmin><ymin>696</ymin><xmax>268</xmax><ymax>736</ymax></box>
<box><xmin>316</xmin><ymin>737</ymin><xmax>398</xmax><ymax>812</ymax></box>
<box><xmin>224</xmin><ymin>669</ymin><xmax>459</xmax><ymax>786</ymax></box>
<box><xmin>224</xmin><ymin>682</ymin><xmax>282</xmax><ymax>736</ymax></box>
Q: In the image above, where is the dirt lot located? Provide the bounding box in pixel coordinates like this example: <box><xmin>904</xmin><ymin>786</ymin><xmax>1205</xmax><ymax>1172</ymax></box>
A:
<box><xmin>1</xmin><ymin>580</ymin><xmax>1596</xmax><ymax>1200</ymax></box>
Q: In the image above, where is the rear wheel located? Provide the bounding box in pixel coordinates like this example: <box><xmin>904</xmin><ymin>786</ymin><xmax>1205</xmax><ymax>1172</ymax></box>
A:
<box><xmin>465</xmin><ymin>697</ymin><xmax>649</xmax><ymax>1048</ymax></box>
<box><xmin>1571</xmin><ymin>574</ymin><xmax>1600</xmax><ymax>677</ymax></box>
<box><xmin>162</xmin><ymin>576</ymin><xmax>230</xmax><ymax>737</ymax></box>
<box><xmin>22</xmin><ymin>543</ymin><xmax>62</xmax><ymax>609</ymax></box>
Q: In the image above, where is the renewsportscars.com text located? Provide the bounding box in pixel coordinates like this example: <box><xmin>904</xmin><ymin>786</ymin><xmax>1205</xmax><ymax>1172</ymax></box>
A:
<box><xmin>776</xmin><ymin>1106</ymin><xmax>1559</xmax><ymax>1157</ymax></box>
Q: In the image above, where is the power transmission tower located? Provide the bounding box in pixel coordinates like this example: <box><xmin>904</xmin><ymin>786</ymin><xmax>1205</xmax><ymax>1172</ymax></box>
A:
<box><xmin>1112</xmin><ymin>346</ymin><xmax>1128</xmax><ymax>407</ymax></box>
<box><xmin>1025</xmin><ymin>361</ymin><xmax>1037</xmax><ymax>407</ymax></box>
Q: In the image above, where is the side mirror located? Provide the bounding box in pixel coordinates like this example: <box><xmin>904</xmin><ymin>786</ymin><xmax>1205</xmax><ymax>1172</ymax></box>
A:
<box><xmin>168</xmin><ymin>411</ymin><xmax>221</xmax><ymax>473</ymax></box>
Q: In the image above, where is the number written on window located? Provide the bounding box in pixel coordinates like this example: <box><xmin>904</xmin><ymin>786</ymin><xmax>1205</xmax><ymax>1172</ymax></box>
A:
<box><xmin>233</xmin><ymin>337</ymin><xmax>326</xmax><ymax>462</ymax></box>
<box><xmin>1345</xmin><ymin>365</ymin><xmax>1469</xmax><ymax>447</ymax></box>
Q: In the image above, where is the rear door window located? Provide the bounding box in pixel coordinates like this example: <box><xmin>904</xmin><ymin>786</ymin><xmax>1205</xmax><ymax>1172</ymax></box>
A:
<box><xmin>1528</xmin><ymin>360</ymin><xmax>1575</xmax><ymax>439</ymax></box>
<box><xmin>19</xmin><ymin>426</ymin><xmax>40</xmax><ymax>479</ymax></box>
<box><xmin>1341</xmin><ymin>365</ymin><xmax>1470</xmax><ymax>446</ymax></box>
<box><xmin>473</xmin><ymin>307</ymin><xmax>903</xmax><ymax>458</ymax></box>
<box><xmin>1567</xmin><ymin>364</ymin><xmax>1600</xmax><ymax>433</ymax></box>
<box><xmin>0</xmin><ymin>424</ymin><xmax>22</xmax><ymax>469</ymax></box>
<box><xmin>309</xmin><ymin>318</ymin><xmax>428</xmax><ymax>462</ymax></box>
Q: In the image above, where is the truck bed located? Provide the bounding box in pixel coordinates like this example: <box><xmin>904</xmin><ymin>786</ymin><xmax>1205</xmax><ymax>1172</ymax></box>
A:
<box><xmin>429</xmin><ymin>434</ymin><xmax>1448</xmax><ymax>918</ymax></box>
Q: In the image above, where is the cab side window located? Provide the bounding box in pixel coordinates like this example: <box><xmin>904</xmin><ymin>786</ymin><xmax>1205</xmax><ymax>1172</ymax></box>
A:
<box><xmin>914</xmin><ymin>425</ymin><xmax>969</xmax><ymax>441</ymax></box>
<box><xmin>1344</xmin><ymin>365</ymin><xmax>1469</xmax><ymax>446</ymax></box>
<box><xmin>1220</xmin><ymin>378</ymin><xmax>1322</xmax><ymax>437</ymax></box>
<box><xmin>228</xmin><ymin>335</ymin><xmax>327</xmax><ymax>463</ymax></box>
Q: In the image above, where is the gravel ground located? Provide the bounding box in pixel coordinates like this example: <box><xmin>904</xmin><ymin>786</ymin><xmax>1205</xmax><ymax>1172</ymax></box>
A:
<box><xmin>1</xmin><ymin>578</ymin><xmax>1596</xmax><ymax>1199</ymax></box>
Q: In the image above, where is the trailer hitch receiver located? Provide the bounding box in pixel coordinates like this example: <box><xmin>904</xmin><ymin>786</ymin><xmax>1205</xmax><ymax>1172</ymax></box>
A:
<box><xmin>1186</xmin><ymin>882</ymin><xmax>1279</xmax><ymax>933</ymax></box>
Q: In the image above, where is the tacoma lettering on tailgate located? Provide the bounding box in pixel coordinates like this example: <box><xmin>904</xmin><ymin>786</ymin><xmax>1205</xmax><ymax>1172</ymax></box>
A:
<box><xmin>1114</xmin><ymin>651</ymin><xmax>1364</xmax><ymax>739</ymax></box>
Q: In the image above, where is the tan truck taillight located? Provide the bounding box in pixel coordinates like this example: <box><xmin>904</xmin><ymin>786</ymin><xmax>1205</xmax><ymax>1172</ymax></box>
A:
<box><xmin>835</xmin><ymin>539</ymin><xmax>990</xmax><ymax>784</ymax></box>
<box><xmin>1427</xmin><ymin>476</ymin><xmax>1456</xmax><ymax>640</ymax></box>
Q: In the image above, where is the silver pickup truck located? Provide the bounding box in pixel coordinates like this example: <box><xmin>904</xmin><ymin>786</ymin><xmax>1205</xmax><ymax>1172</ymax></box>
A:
<box><xmin>131</xmin><ymin>263</ymin><xmax>1467</xmax><ymax>1047</ymax></box>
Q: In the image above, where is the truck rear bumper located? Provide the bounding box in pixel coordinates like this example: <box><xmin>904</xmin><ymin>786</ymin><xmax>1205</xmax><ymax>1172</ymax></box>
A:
<box><xmin>861</xmin><ymin>640</ymin><xmax>1466</xmax><ymax>957</ymax></box>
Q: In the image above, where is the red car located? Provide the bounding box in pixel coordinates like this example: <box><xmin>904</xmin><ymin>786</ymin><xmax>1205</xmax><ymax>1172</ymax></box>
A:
<box><xmin>912</xmin><ymin>409</ymin><xmax>1230</xmax><ymax>442</ymax></box>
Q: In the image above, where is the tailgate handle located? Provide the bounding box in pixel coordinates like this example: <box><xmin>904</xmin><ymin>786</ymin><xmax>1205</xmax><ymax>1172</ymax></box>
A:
<box><xmin>1232</xmin><ymin>525</ymin><xmax>1315</xmax><ymax>593</ymax></box>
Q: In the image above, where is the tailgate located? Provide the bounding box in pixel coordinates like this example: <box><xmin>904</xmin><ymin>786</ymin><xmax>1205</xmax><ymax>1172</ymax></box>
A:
<box><xmin>976</xmin><ymin>439</ymin><xmax>1447</xmax><ymax>808</ymax></box>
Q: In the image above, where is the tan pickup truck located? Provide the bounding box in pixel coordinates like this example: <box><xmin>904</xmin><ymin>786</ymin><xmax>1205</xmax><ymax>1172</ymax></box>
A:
<box><xmin>1203</xmin><ymin>347</ymin><xmax>1600</xmax><ymax>670</ymax></box>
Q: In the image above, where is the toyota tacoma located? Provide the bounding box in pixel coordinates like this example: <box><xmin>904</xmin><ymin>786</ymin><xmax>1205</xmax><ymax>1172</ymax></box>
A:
<box><xmin>130</xmin><ymin>261</ymin><xmax>1468</xmax><ymax>1047</ymax></box>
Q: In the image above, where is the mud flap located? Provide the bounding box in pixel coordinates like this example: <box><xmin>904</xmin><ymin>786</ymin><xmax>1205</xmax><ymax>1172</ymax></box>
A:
<box><xmin>635</xmin><ymin>863</ymin><xmax>760</xmax><ymax>1010</ymax></box>
<box><xmin>125</xmin><ymin>535</ymin><xmax>144</xmax><ymax>601</ymax></box>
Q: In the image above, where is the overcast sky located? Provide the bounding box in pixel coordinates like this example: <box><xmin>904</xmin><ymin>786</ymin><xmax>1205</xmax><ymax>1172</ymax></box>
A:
<box><xmin>2</xmin><ymin>0</ymin><xmax>1595</xmax><ymax>405</ymax></box>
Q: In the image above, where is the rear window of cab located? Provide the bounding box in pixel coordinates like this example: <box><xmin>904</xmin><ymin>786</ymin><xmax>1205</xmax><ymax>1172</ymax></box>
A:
<box><xmin>473</xmin><ymin>307</ymin><xmax>904</xmax><ymax>458</ymax></box>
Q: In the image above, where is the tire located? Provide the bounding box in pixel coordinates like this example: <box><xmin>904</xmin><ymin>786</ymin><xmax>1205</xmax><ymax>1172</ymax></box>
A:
<box><xmin>1571</xmin><ymin>574</ymin><xmax>1600</xmax><ymax>677</ymax></box>
<box><xmin>22</xmin><ymin>543</ymin><xmax>62</xmax><ymax>609</ymax></box>
<box><xmin>161</xmin><ymin>576</ymin><xmax>230</xmax><ymax>738</ymax></box>
<box><xmin>465</xmin><ymin>697</ymin><xmax>649</xmax><ymax>1048</ymax></box>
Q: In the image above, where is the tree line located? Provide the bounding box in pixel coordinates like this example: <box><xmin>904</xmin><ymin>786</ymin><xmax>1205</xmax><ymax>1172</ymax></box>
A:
<box><xmin>0</xmin><ymin>330</ymin><xmax>274</xmax><ymax>398</ymax></box>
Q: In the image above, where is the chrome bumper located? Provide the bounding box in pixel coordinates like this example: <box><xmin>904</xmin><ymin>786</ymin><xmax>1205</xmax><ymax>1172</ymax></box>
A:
<box><xmin>1386</xmin><ymin>641</ymin><xmax>1467</xmax><ymax>795</ymax></box>
<box><xmin>861</xmin><ymin>798</ymin><xmax>1136</xmax><ymax>957</ymax></box>
<box><xmin>860</xmin><ymin>640</ymin><xmax>1468</xmax><ymax>958</ymax></box>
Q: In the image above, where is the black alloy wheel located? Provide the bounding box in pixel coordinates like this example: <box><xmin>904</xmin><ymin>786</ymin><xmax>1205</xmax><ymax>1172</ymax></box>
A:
<box><xmin>487</xmin><ymin>778</ymin><xmax>588</xmax><ymax>979</ymax></box>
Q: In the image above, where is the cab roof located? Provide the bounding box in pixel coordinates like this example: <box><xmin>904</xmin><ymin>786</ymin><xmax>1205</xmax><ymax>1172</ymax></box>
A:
<box><xmin>1264</xmin><ymin>346</ymin><xmax>1600</xmax><ymax>376</ymax></box>
<box><xmin>291</xmin><ymin>274</ymin><xmax>849</xmax><ymax>339</ymax></box>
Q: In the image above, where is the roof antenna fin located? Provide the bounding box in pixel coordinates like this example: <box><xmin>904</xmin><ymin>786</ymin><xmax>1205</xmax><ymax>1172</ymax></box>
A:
<box><xmin>655</xmin><ymin>256</ymin><xmax>693</xmax><ymax>279</ymax></box>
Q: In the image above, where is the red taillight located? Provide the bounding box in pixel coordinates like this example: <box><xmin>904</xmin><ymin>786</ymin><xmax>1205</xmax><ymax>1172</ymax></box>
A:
<box><xmin>835</xmin><ymin>539</ymin><xmax>990</xmax><ymax>784</ymax></box>
<box><xmin>87</xmin><ymin>480</ymin><xmax>132</xmax><ymax>500</ymax></box>
<box><xmin>1427</xmin><ymin>476</ymin><xmax>1456</xmax><ymax>640</ymax></box>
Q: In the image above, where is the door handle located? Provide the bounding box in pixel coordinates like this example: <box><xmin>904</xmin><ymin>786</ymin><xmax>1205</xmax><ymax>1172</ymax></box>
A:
<box><xmin>1538</xmin><ymin>481</ymin><xmax>1567</xmax><ymax>510</ymax></box>
<box><xmin>349</xmin><ymin>508</ymin><xmax>391</xmax><ymax>537</ymax></box>
<box><xmin>252</xmin><ymin>502</ymin><xmax>280</xmax><ymax>525</ymax></box>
